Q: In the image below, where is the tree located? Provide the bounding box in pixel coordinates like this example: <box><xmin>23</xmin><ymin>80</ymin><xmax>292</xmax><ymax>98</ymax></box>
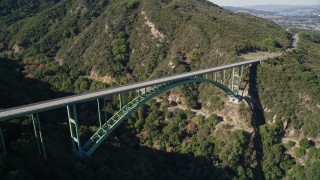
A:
<box><xmin>295</xmin><ymin>147</ymin><xmax>306</xmax><ymax>158</ymax></box>
<box><xmin>299</xmin><ymin>137</ymin><xmax>311</xmax><ymax>150</ymax></box>
<box><xmin>306</xmin><ymin>160</ymin><xmax>320</xmax><ymax>179</ymax></box>
<box><xmin>286</xmin><ymin>140</ymin><xmax>296</xmax><ymax>149</ymax></box>
<box><xmin>127</xmin><ymin>0</ymin><xmax>139</xmax><ymax>10</ymax></box>
<box><xmin>111</xmin><ymin>32</ymin><xmax>128</xmax><ymax>64</ymax></box>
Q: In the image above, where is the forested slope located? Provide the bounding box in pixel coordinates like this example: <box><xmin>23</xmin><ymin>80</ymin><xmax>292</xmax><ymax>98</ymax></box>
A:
<box><xmin>1</xmin><ymin>0</ymin><xmax>319</xmax><ymax>179</ymax></box>
<box><xmin>256</xmin><ymin>31</ymin><xmax>320</xmax><ymax>179</ymax></box>
<box><xmin>0</xmin><ymin>0</ymin><xmax>290</xmax><ymax>97</ymax></box>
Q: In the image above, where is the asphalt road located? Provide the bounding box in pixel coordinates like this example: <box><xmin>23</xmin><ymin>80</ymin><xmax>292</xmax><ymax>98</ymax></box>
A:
<box><xmin>0</xmin><ymin>58</ymin><xmax>263</xmax><ymax>121</ymax></box>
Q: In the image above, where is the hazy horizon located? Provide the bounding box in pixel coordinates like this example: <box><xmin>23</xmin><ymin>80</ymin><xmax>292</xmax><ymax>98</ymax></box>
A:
<box><xmin>209</xmin><ymin>0</ymin><xmax>320</xmax><ymax>7</ymax></box>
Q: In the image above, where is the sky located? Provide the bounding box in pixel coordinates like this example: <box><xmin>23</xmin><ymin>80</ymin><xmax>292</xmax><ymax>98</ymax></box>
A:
<box><xmin>209</xmin><ymin>0</ymin><xmax>320</xmax><ymax>7</ymax></box>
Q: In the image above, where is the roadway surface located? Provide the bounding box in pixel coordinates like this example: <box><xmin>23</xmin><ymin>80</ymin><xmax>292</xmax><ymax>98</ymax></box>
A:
<box><xmin>0</xmin><ymin>58</ymin><xmax>263</xmax><ymax>121</ymax></box>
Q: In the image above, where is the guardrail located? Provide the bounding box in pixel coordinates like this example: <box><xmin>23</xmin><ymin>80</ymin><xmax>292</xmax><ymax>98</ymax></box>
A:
<box><xmin>0</xmin><ymin>58</ymin><xmax>263</xmax><ymax>121</ymax></box>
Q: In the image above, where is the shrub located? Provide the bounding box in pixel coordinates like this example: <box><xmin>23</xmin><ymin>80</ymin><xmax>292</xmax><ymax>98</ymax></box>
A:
<box><xmin>286</xmin><ymin>140</ymin><xmax>296</xmax><ymax>149</ymax></box>
<box><xmin>127</xmin><ymin>0</ymin><xmax>139</xmax><ymax>10</ymax></box>
<box><xmin>299</xmin><ymin>137</ymin><xmax>311</xmax><ymax>150</ymax></box>
<box><xmin>295</xmin><ymin>147</ymin><xmax>306</xmax><ymax>158</ymax></box>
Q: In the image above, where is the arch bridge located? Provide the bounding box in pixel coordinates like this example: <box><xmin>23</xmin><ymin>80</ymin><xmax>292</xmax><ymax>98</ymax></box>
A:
<box><xmin>0</xmin><ymin>58</ymin><xmax>263</xmax><ymax>159</ymax></box>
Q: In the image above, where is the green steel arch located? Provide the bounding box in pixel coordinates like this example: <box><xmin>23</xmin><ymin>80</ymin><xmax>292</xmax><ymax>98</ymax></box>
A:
<box><xmin>81</xmin><ymin>77</ymin><xmax>239</xmax><ymax>156</ymax></box>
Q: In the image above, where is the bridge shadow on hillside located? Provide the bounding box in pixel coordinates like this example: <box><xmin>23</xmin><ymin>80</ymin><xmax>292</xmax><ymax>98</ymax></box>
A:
<box><xmin>3</xmin><ymin>123</ymin><xmax>230</xmax><ymax>180</ymax></box>
<box><xmin>0</xmin><ymin>57</ymin><xmax>75</xmax><ymax>155</ymax></box>
<box><xmin>243</xmin><ymin>63</ymin><xmax>266</xmax><ymax>180</ymax></box>
<box><xmin>1</xmin><ymin>57</ymin><xmax>267</xmax><ymax>179</ymax></box>
<box><xmin>245</xmin><ymin>64</ymin><xmax>266</xmax><ymax>127</ymax></box>
<box><xmin>0</xmin><ymin>57</ymin><xmax>71</xmax><ymax>109</ymax></box>
<box><xmin>86</xmin><ymin>142</ymin><xmax>227</xmax><ymax>180</ymax></box>
<box><xmin>1</xmin><ymin>101</ymin><xmax>243</xmax><ymax>180</ymax></box>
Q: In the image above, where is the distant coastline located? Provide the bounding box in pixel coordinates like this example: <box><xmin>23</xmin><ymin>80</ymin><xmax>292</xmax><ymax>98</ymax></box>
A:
<box><xmin>225</xmin><ymin>5</ymin><xmax>320</xmax><ymax>31</ymax></box>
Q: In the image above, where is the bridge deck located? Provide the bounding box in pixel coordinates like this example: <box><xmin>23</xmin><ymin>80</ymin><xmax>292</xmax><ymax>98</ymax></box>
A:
<box><xmin>0</xmin><ymin>58</ymin><xmax>263</xmax><ymax>121</ymax></box>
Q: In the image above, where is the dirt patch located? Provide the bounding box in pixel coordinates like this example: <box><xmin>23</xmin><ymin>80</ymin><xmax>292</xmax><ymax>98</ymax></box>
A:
<box><xmin>168</xmin><ymin>61</ymin><xmax>176</xmax><ymax>69</ymax></box>
<box><xmin>186</xmin><ymin>122</ymin><xmax>198</xmax><ymax>134</ymax></box>
<box><xmin>141</xmin><ymin>10</ymin><xmax>165</xmax><ymax>41</ymax></box>
<box><xmin>167</xmin><ymin>92</ymin><xmax>185</xmax><ymax>106</ymax></box>
<box><xmin>54</xmin><ymin>56</ymin><xmax>64</xmax><ymax>65</ymax></box>
<box><xmin>88</xmin><ymin>69</ymin><xmax>115</xmax><ymax>83</ymax></box>
<box><xmin>208</xmin><ymin>98</ymin><xmax>253</xmax><ymax>131</ymax></box>
<box><xmin>12</xmin><ymin>44</ymin><xmax>24</xmax><ymax>53</ymax></box>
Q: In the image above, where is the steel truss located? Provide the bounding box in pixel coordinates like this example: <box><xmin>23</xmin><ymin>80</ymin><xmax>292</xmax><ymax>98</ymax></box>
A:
<box><xmin>79</xmin><ymin>67</ymin><xmax>245</xmax><ymax>156</ymax></box>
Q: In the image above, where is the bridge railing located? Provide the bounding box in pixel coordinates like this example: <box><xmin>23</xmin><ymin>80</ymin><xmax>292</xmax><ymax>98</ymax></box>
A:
<box><xmin>0</xmin><ymin>58</ymin><xmax>262</xmax><ymax>122</ymax></box>
<box><xmin>0</xmin><ymin>58</ymin><xmax>263</xmax><ymax>158</ymax></box>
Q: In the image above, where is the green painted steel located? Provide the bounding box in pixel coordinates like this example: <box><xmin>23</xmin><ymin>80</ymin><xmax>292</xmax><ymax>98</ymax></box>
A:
<box><xmin>32</xmin><ymin>114</ymin><xmax>47</xmax><ymax>160</ymax></box>
<box><xmin>237</xmin><ymin>66</ymin><xmax>242</xmax><ymax>94</ymax></box>
<box><xmin>223</xmin><ymin>69</ymin><xmax>226</xmax><ymax>85</ymax></box>
<box><xmin>97</xmin><ymin>98</ymin><xmax>108</xmax><ymax>128</ymax></box>
<box><xmin>232</xmin><ymin>68</ymin><xmax>235</xmax><ymax>93</ymax></box>
<box><xmin>97</xmin><ymin>99</ymin><xmax>102</xmax><ymax>128</ymax></box>
<box><xmin>0</xmin><ymin>59</ymin><xmax>263</xmax><ymax>123</ymax></box>
<box><xmin>37</xmin><ymin>115</ymin><xmax>47</xmax><ymax>160</ymax></box>
<box><xmin>32</xmin><ymin>114</ymin><xmax>42</xmax><ymax>154</ymax></box>
<box><xmin>0</xmin><ymin>60</ymin><xmax>262</xmax><ymax>158</ymax></box>
<box><xmin>81</xmin><ymin>77</ymin><xmax>239</xmax><ymax>156</ymax></box>
<box><xmin>104</xmin><ymin>98</ymin><xmax>107</xmax><ymax>123</ymax></box>
<box><xmin>67</xmin><ymin>104</ymin><xmax>82</xmax><ymax>155</ymax></box>
<box><xmin>0</xmin><ymin>125</ymin><xmax>6</xmax><ymax>153</ymax></box>
<box><xmin>241</xmin><ymin>66</ymin><xmax>244</xmax><ymax>78</ymax></box>
<box><xmin>230</xmin><ymin>66</ymin><xmax>243</xmax><ymax>95</ymax></box>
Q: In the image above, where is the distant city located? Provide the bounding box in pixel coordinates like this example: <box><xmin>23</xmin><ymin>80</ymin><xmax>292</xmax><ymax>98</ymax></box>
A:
<box><xmin>225</xmin><ymin>5</ymin><xmax>320</xmax><ymax>32</ymax></box>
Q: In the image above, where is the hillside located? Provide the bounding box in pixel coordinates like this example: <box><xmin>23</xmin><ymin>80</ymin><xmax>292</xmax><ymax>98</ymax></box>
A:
<box><xmin>0</xmin><ymin>0</ymin><xmax>291</xmax><ymax>96</ymax></box>
<box><xmin>1</xmin><ymin>0</ymin><xmax>320</xmax><ymax>179</ymax></box>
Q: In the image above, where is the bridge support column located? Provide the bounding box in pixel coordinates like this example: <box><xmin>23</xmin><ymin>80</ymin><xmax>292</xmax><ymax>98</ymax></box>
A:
<box><xmin>104</xmin><ymin>98</ymin><xmax>108</xmax><ymax>123</ymax></box>
<box><xmin>119</xmin><ymin>94</ymin><xmax>122</xmax><ymax>109</ymax></box>
<box><xmin>229</xmin><ymin>66</ymin><xmax>244</xmax><ymax>104</ymax></box>
<box><xmin>231</xmin><ymin>68</ymin><xmax>235</xmax><ymax>90</ymax></box>
<box><xmin>237</xmin><ymin>66</ymin><xmax>242</xmax><ymax>95</ymax></box>
<box><xmin>32</xmin><ymin>113</ymin><xmax>47</xmax><ymax>160</ymax></box>
<box><xmin>223</xmin><ymin>70</ymin><xmax>226</xmax><ymax>85</ymax></box>
<box><xmin>97</xmin><ymin>99</ymin><xmax>102</xmax><ymax>128</ymax></box>
<box><xmin>241</xmin><ymin>66</ymin><xmax>244</xmax><ymax>78</ymax></box>
<box><xmin>230</xmin><ymin>67</ymin><xmax>242</xmax><ymax>95</ymax></box>
<box><xmin>0</xmin><ymin>125</ymin><xmax>6</xmax><ymax>153</ymax></box>
<box><xmin>97</xmin><ymin>98</ymin><xmax>108</xmax><ymax>128</ymax></box>
<box><xmin>67</xmin><ymin>104</ymin><xmax>82</xmax><ymax>155</ymax></box>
